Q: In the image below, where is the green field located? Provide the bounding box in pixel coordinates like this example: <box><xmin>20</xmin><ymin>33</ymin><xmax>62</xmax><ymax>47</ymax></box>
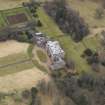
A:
<box><xmin>0</xmin><ymin>13</ymin><xmax>6</xmax><ymax>27</ymax></box>
<box><xmin>37</xmin><ymin>7</ymin><xmax>102</xmax><ymax>73</ymax></box>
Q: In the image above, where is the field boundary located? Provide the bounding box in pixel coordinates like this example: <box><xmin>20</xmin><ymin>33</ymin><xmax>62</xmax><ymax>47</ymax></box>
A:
<box><xmin>0</xmin><ymin>58</ymin><xmax>31</xmax><ymax>69</ymax></box>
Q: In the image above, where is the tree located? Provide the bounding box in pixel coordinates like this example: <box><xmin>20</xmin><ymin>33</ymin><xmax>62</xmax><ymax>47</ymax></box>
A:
<box><xmin>37</xmin><ymin>20</ymin><xmax>42</xmax><ymax>27</ymax></box>
<box><xmin>102</xmin><ymin>0</ymin><xmax>105</xmax><ymax>9</ymax></box>
<box><xmin>77</xmin><ymin>72</ymin><xmax>95</xmax><ymax>90</ymax></box>
<box><xmin>63</xmin><ymin>97</ymin><xmax>76</xmax><ymax>105</ymax></box>
<box><xmin>44</xmin><ymin>0</ymin><xmax>89</xmax><ymax>42</ymax></box>
<box><xmin>77</xmin><ymin>94</ymin><xmax>89</xmax><ymax>105</ymax></box>
<box><xmin>83</xmin><ymin>48</ymin><xmax>93</xmax><ymax>56</ymax></box>
<box><xmin>91</xmin><ymin>63</ymin><xmax>100</xmax><ymax>72</ymax></box>
<box><xmin>22</xmin><ymin>90</ymin><xmax>31</xmax><ymax>99</ymax></box>
<box><xmin>65</xmin><ymin>58</ymin><xmax>75</xmax><ymax>70</ymax></box>
<box><xmin>30</xmin><ymin>87</ymin><xmax>38</xmax><ymax>105</ymax></box>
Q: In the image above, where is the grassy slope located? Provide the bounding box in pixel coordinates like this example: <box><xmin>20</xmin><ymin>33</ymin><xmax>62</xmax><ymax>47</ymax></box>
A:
<box><xmin>37</xmin><ymin>7</ymin><xmax>101</xmax><ymax>73</ymax></box>
<box><xmin>67</xmin><ymin>0</ymin><xmax>105</xmax><ymax>28</ymax></box>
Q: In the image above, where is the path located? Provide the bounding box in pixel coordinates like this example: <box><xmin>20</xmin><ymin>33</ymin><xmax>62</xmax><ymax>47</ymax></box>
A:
<box><xmin>0</xmin><ymin>59</ymin><xmax>30</xmax><ymax>68</ymax></box>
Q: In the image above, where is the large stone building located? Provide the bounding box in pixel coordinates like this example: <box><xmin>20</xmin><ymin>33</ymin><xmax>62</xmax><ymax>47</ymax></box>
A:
<box><xmin>46</xmin><ymin>41</ymin><xmax>65</xmax><ymax>70</ymax></box>
<box><xmin>46</xmin><ymin>41</ymin><xmax>65</xmax><ymax>61</ymax></box>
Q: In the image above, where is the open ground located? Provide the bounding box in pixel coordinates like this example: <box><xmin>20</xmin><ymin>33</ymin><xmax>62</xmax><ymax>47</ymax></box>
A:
<box><xmin>0</xmin><ymin>40</ymin><xmax>29</xmax><ymax>57</ymax></box>
<box><xmin>0</xmin><ymin>40</ymin><xmax>49</xmax><ymax>93</ymax></box>
<box><xmin>0</xmin><ymin>67</ymin><xmax>48</xmax><ymax>93</ymax></box>
<box><xmin>67</xmin><ymin>0</ymin><xmax>105</xmax><ymax>28</ymax></box>
<box><xmin>0</xmin><ymin>0</ymin><xmax>29</xmax><ymax>10</ymax></box>
<box><xmin>0</xmin><ymin>40</ymin><xmax>35</xmax><ymax>76</ymax></box>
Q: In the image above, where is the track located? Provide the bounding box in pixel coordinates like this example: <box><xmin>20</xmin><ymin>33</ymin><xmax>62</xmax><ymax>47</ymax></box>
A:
<box><xmin>0</xmin><ymin>58</ymin><xmax>31</xmax><ymax>69</ymax></box>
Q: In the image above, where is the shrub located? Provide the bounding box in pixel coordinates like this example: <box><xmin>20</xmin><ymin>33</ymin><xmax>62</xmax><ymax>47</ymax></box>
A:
<box><xmin>22</xmin><ymin>90</ymin><xmax>31</xmax><ymax>99</ymax></box>
<box><xmin>83</xmin><ymin>48</ymin><xmax>93</xmax><ymax>56</ymax></box>
<box><xmin>95</xmin><ymin>7</ymin><xmax>104</xmax><ymax>19</ymax></box>
<box><xmin>37</xmin><ymin>20</ymin><xmax>42</xmax><ymax>27</ymax></box>
<box><xmin>27</xmin><ymin>44</ymin><xmax>34</xmax><ymax>58</ymax></box>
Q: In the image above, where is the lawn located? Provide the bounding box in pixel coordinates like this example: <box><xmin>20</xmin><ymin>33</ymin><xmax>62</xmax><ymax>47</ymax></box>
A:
<box><xmin>37</xmin><ymin>7</ymin><xmax>102</xmax><ymax>73</ymax></box>
<box><xmin>67</xmin><ymin>0</ymin><xmax>105</xmax><ymax>28</ymax></box>
<box><xmin>32</xmin><ymin>59</ymin><xmax>48</xmax><ymax>73</ymax></box>
<box><xmin>36</xmin><ymin>50</ymin><xmax>47</xmax><ymax>63</ymax></box>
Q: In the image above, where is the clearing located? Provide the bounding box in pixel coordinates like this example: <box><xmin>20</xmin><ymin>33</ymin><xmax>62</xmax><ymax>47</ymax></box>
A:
<box><xmin>0</xmin><ymin>0</ymin><xmax>29</xmax><ymax>10</ymax></box>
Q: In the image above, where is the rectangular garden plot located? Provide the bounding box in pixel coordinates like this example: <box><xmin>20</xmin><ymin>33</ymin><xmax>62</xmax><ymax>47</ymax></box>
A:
<box><xmin>7</xmin><ymin>13</ymin><xmax>28</xmax><ymax>25</ymax></box>
<box><xmin>1</xmin><ymin>7</ymin><xmax>32</xmax><ymax>26</ymax></box>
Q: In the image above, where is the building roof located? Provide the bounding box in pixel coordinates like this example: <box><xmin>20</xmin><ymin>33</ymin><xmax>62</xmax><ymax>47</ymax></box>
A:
<box><xmin>46</xmin><ymin>41</ymin><xmax>64</xmax><ymax>55</ymax></box>
<box><xmin>35</xmin><ymin>32</ymin><xmax>43</xmax><ymax>36</ymax></box>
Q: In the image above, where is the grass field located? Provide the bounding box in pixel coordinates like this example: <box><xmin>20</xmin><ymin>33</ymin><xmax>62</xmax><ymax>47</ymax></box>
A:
<box><xmin>0</xmin><ymin>0</ymin><xmax>29</xmax><ymax>10</ymax></box>
<box><xmin>0</xmin><ymin>60</ymin><xmax>34</xmax><ymax>76</ymax></box>
<box><xmin>0</xmin><ymin>52</ymin><xmax>35</xmax><ymax>76</ymax></box>
<box><xmin>0</xmin><ymin>40</ymin><xmax>29</xmax><ymax>57</ymax></box>
<box><xmin>0</xmin><ymin>41</ymin><xmax>35</xmax><ymax>76</ymax></box>
<box><xmin>67</xmin><ymin>0</ymin><xmax>105</xmax><ymax>28</ymax></box>
<box><xmin>0</xmin><ymin>53</ymin><xmax>29</xmax><ymax>66</ymax></box>
<box><xmin>37</xmin><ymin>7</ymin><xmax>102</xmax><ymax>73</ymax></box>
<box><xmin>0</xmin><ymin>40</ymin><xmax>48</xmax><ymax>76</ymax></box>
<box><xmin>36</xmin><ymin>50</ymin><xmax>47</xmax><ymax>62</ymax></box>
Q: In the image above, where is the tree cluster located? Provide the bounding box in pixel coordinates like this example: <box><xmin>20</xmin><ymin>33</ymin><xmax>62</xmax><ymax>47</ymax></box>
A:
<box><xmin>44</xmin><ymin>0</ymin><xmax>89</xmax><ymax>42</ymax></box>
<box><xmin>54</xmin><ymin>72</ymin><xmax>105</xmax><ymax>105</ymax></box>
<box><xmin>0</xmin><ymin>22</ymin><xmax>36</xmax><ymax>43</ymax></box>
<box><xmin>82</xmin><ymin>48</ymin><xmax>105</xmax><ymax>72</ymax></box>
